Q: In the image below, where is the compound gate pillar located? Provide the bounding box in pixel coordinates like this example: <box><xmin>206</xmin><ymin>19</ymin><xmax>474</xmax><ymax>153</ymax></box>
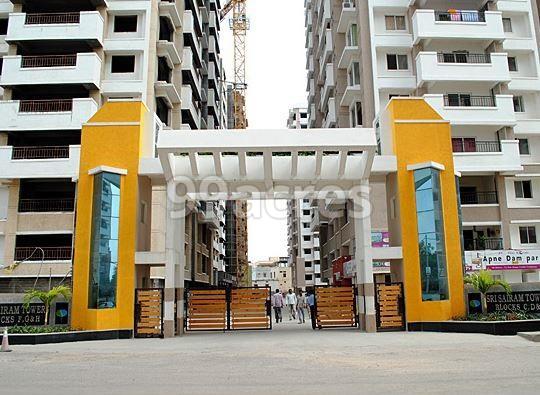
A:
<box><xmin>353</xmin><ymin>182</ymin><xmax>376</xmax><ymax>333</ymax></box>
<box><xmin>163</xmin><ymin>187</ymin><xmax>186</xmax><ymax>337</ymax></box>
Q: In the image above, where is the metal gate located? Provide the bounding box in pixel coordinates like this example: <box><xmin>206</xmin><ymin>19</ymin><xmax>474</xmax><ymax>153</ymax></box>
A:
<box><xmin>134</xmin><ymin>288</ymin><xmax>164</xmax><ymax>338</ymax></box>
<box><xmin>375</xmin><ymin>282</ymin><xmax>405</xmax><ymax>331</ymax></box>
<box><xmin>186</xmin><ymin>286</ymin><xmax>271</xmax><ymax>331</ymax></box>
<box><xmin>314</xmin><ymin>286</ymin><xmax>358</xmax><ymax>329</ymax></box>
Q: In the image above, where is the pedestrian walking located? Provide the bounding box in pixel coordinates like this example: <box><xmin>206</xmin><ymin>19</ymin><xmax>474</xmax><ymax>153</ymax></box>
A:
<box><xmin>306</xmin><ymin>290</ymin><xmax>317</xmax><ymax>329</ymax></box>
<box><xmin>285</xmin><ymin>289</ymin><xmax>297</xmax><ymax>320</ymax></box>
<box><xmin>271</xmin><ymin>289</ymin><xmax>284</xmax><ymax>323</ymax></box>
<box><xmin>296</xmin><ymin>290</ymin><xmax>306</xmax><ymax>324</ymax></box>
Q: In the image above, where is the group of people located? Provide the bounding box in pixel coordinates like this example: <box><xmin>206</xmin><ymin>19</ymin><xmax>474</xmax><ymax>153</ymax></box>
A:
<box><xmin>271</xmin><ymin>288</ymin><xmax>317</xmax><ymax>329</ymax></box>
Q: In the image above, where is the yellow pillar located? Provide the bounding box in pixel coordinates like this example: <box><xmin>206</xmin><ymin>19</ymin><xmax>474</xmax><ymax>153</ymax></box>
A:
<box><xmin>384</xmin><ymin>98</ymin><xmax>466</xmax><ymax>323</ymax></box>
<box><xmin>71</xmin><ymin>101</ymin><xmax>149</xmax><ymax>331</ymax></box>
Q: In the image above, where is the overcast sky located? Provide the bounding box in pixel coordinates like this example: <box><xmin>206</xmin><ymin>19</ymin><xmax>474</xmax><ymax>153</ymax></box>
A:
<box><xmin>220</xmin><ymin>0</ymin><xmax>306</xmax><ymax>262</ymax></box>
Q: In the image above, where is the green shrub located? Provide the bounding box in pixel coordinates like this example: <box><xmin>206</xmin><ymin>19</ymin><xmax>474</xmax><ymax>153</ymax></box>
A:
<box><xmin>7</xmin><ymin>325</ymin><xmax>75</xmax><ymax>334</ymax></box>
<box><xmin>453</xmin><ymin>311</ymin><xmax>540</xmax><ymax>321</ymax></box>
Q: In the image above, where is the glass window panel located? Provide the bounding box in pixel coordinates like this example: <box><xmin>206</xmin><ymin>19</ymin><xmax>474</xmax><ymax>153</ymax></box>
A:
<box><xmin>387</xmin><ymin>54</ymin><xmax>397</xmax><ymax>70</ymax></box>
<box><xmin>398</xmin><ymin>55</ymin><xmax>408</xmax><ymax>70</ymax></box>
<box><xmin>414</xmin><ymin>168</ymin><xmax>448</xmax><ymax>301</ymax></box>
<box><xmin>88</xmin><ymin>172</ymin><xmax>121</xmax><ymax>309</ymax></box>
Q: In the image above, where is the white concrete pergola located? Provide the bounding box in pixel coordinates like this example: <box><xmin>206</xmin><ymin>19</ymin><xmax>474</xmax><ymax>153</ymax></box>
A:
<box><xmin>153</xmin><ymin>128</ymin><xmax>379</xmax><ymax>332</ymax></box>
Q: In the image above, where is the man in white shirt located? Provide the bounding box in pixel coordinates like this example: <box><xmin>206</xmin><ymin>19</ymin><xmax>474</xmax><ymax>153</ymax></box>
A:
<box><xmin>285</xmin><ymin>289</ymin><xmax>298</xmax><ymax>320</ymax></box>
<box><xmin>271</xmin><ymin>289</ymin><xmax>284</xmax><ymax>323</ymax></box>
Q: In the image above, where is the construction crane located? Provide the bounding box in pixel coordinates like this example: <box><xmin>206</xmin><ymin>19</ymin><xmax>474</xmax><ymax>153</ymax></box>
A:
<box><xmin>221</xmin><ymin>0</ymin><xmax>249</xmax><ymax>129</ymax></box>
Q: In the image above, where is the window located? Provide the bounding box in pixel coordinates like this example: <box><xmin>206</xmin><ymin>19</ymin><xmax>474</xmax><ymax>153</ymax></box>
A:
<box><xmin>508</xmin><ymin>57</ymin><xmax>518</xmax><ymax>72</ymax></box>
<box><xmin>515</xmin><ymin>180</ymin><xmax>533</xmax><ymax>199</ymax></box>
<box><xmin>303</xmin><ymin>223</ymin><xmax>309</xmax><ymax>228</ymax></box>
<box><xmin>114</xmin><ymin>15</ymin><xmax>138</xmax><ymax>33</ymax></box>
<box><xmin>88</xmin><ymin>172</ymin><xmax>121</xmax><ymax>309</ymax></box>
<box><xmin>348</xmin><ymin>62</ymin><xmax>361</xmax><ymax>86</ymax></box>
<box><xmin>385</xmin><ymin>15</ymin><xmax>406</xmax><ymax>31</ymax></box>
<box><xmin>519</xmin><ymin>226</ymin><xmax>537</xmax><ymax>244</ymax></box>
<box><xmin>305</xmin><ymin>274</ymin><xmax>313</xmax><ymax>281</ymax></box>
<box><xmin>350</xmin><ymin>101</ymin><xmax>362</xmax><ymax>127</ymax></box>
<box><xmin>513</xmin><ymin>96</ymin><xmax>525</xmax><ymax>112</ymax></box>
<box><xmin>303</xmin><ymin>209</ymin><xmax>310</xmax><ymax>215</ymax></box>
<box><xmin>518</xmin><ymin>138</ymin><xmax>530</xmax><ymax>155</ymax></box>
<box><xmin>346</xmin><ymin>24</ymin><xmax>358</xmax><ymax>46</ymax></box>
<box><xmin>0</xmin><ymin>19</ymin><xmax>7</xmax><ymax>35</ymax></box>
<box><xmin>140</xmin><ymin>201</ymin><xmax>147</xmax><ymax>224</ymax></box>
<box><xmin>303</xmin><ymin>235</ymin><xmax>310</xmax><ymax>241</ymax></box>
<box><xmin>386</xmin><ymin>54</ymin><xmax>408</xmax><ymax>70</ymax></box>
<box><xmin>452</xmin><ymin>137</ymin><xmax>477</xmax><ymax>153</ymax></box>
<box><xmin>303</xmin><ymin>248</ymin><xmax>311</xmax><ymax>254</ymax></box>
<box><xmin>502</xmin><ymin>17</ymin><xmax>513</xmax><ymax>33</ymax></box>
<box><xmin>414</xmin><ymin>167</ymin><xmax>448</xmax><ymax>301</ymax></box>
<box><xmin>111</xmin><ymin>56</ymin><xmax>135</xmax><ymax>73</ymax></box>
<box><xmin>305</xmin><ymin>261</ymin><xmax>312</xmax><ymax>268</ymax></box>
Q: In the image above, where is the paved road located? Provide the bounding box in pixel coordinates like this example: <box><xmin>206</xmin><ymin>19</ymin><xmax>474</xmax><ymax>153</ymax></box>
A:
<box><xmin>2</xmin><ymin>327</ymin><xmax>539</xmax><ymax>395</ymax></box>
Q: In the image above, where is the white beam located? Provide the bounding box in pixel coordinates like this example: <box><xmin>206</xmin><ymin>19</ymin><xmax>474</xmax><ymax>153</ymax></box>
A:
<box><xmin>291</xmin><ymin>151</ymin><xmax>298</xmax><ymax>178</ymax></box>
<box><xmin>263</xmin><ymin>151</ymin><xmax>273</xmax><ymax>189</ymax></box>
<box><xmin>338</xmin><ymin>150</ymin><xmax>348</xmax><ymax>178</ymax></box>
<box><xmin>315</xmin><ymin>150</ymin><xmax>323</xmax><ymax>178</ymax></box>
<box><xmin>213</xmin><ymin>152</ymin><xmax>223</xmax><ymax>177</ymax></box>
<box><xmin>238</xmin><ymin>151</ymin><xmax>247</xmax><ymax>178</ymax></box>
<box><xmin>188</xmin><ymin>152</ymin><xmax>199</xmax><ymax>177</ymax></box>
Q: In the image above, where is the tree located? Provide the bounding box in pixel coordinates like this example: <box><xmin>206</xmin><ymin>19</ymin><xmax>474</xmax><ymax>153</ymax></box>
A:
<box><xmin>464</xmin><ymin>270</ymin><xmax>511</xmax><ymax>314</ymax></box>
<box><xmin>23</xmin><ymin>285</ymin><xmax>72</xmax><ymax>326</ymax></box>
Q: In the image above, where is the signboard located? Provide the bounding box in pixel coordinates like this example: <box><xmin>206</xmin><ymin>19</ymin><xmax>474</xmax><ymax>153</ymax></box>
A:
<box><xmin>485</xmin><ymin>291</ymin><xmax>540</xmax><ymax>314</ymax></box>
<box><xmin>464</xmin><ymin>250</ymin><xmax>540</xmax><ymax>272</ymax></box>
<box><xmin>0</xmin><ymin>303</ymin><xmax>46</xmax><ymax>327</ymax></box>
<box><xmin>372</xmin><ymin>232</ymin><xmax>390</xmax><ymax>248</ymax></box>
<box><xmin>373</xmin><ymin>261</ymin><xmax>391</xmax><ymax>273</ymax></box>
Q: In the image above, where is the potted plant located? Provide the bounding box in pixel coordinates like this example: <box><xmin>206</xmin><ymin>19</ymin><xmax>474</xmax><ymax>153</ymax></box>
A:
<box><xmin>23</xmin><ymin>285</ymin><xmax>72</xmax><ymax>326</ymax></box>
<box><xmin>464</xmin><ymin>270</ymin><xmax>511</xmax><ymax>314</ymax></box>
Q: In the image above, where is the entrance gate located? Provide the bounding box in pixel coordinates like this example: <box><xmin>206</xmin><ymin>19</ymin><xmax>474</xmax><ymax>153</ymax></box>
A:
<box><xmin>314</xmin><ymin>286</ymin><xmax>358</xmax><ymax>329</ymax></box>
<box><xmin>134</xmin><ymin>288</ymin><xmax>164</xmax><ymax>338</ymax></box>
<box><xmin>375</xmin><ymin>283</ymin><xmax>405</xmax><ymax>331</ymax></box>
<box><xmin>185</xmin><ymin>287</ymin><xmax>271</xmax><ymax>331</ymax></box>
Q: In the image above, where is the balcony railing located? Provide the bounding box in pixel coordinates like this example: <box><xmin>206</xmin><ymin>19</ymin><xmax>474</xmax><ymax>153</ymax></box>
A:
<box><xmin>460</xmin><ymin>191</ymin><xmax>498</xmax><ymax>205</ymax></box>
<box><xmin>452</xmin><ymin>139</ymin><xmax>501</xmax><ymax>153</ymax></box>
<box><xmin>463</xmin><ymin>238</ymin><xmax>503</xmax><ymax>251</ymax></box>
<box><xmin>14</xmin><ymin>246</ymin><xmax>73</xmax><ymax>261</ymax></box>
<box><xmin>25</xmin><ymin>12</ymin><xmax>81</xmax><ymax>25</ymax></box>
<box><xmin>444</xmin><ymin>95</ymin><xmax>496</xmax><ymax>107</ymax></box>
<box><xmin>437</xmin><ymin>53</ymin><xmax>491</xmax><ymax>64</ymax></box>
<box><xmin>11</xmin><ymin>146</ymin><xmax>70</xmax><ymax>160</ymax></box>
<box><xmin>434</xmin><ymin>11</ymin><xmax>485</xmax><ymax>23</ymax></box>
<box><xmin>21</xmin><ymin>55</ymin><xmax>77</xmax><ymax>68</ymax></box>
<box><xmin>19</xmin><ymin>99</ymin><xmax>73</xmax><ymax>113</ymax></box>
<box><xmin>18</xmin><ymin>198</ymin><xmax>75</xmax><ymax>212</ymax></box>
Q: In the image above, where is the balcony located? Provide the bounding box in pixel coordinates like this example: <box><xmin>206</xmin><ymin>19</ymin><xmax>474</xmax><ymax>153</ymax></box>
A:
<box><xmin>157</xmin><ymin>40</ymin><xmax>182</xmax><ymax>67</ymax></box>
<box><xmin>416</xmin><ymin>52</ymin><xmax>510</xmax><ymax>88</ymax></box>
<box><xmin>341</xmin><ymin>84</ymin><xmax>361</xmax><ymax>107</ymax></box>
<box><xmin>0</xmin><ymin>53</ymin><xmax>102</xmax><ymax>89</ymax></box>
<box><xmin>412</xmin><ymin>10</ymin><xmax>504</xmax><ymax>45</ymax></box>
<box><xmin>320</xmin><ymin>63</ymin><xmax>335</xmax><ymax>110</ymax></box>
<box><xmin>423</xmin><ymin>94</ymin><xmax>515</xmax><ymax>127</ymax></box>
<box><xmin>182</xmin><ymin>47</ymin><xmax>202</xmax><ymax>100</ymax></box>
<box><xmin>0</xmin><ymin>145</ymin><xmax>80</xmax><ymax>179</ymax></box>
<box><xmin>318</xmin><ymin>29</ymin><xmax>332</xmax><ymax>66</ymax></box>
<box><xmin>18</xmin><ymin>198</ymin><xmax>75</xmax><ymax>213</ymax></box>
<box><xmin>460</xmin><ymin>191</ymin><xmax>498</xmax><ymax>205</ymax></box>
<box><xmin>337</xmin><ymin>0</ymin><xmax>357</xmax><ymax>33</ymax></box>
<box><xmin>159</xmin><ymin>0</ymin><xmax>182</xmax><ymax>29</ymax></box>
<box><xmin>183</xmin><ymin>11</ymin><xmax>203</xmax><ymax>64</ymax></box>
<box><xmin>338</xmin><ymin>45</ymin><xmax>359</xmax><ymax>70</ymax></box>
<box><xmin>0</xmin><ymin>98</ymin><xmax>98</xmax><ymax>131</ymax></box>
<box><xmin>199</xmin><ymin>202</ymin><xmax>219</xmax><ymax>229</ymax></box>
<box><xmin>14</xmin><ymin>246</ymin><xmax>72</xmax><ymax>262</ymax></box>
<box><xmin>463</xmin><ymin>238</ymin><xmax>503</xmax><ymax>251</ymax></box>
<box><xmin>155</xmin><ymin>81</ymin><xmax>181</xmax><ymax>107</ymax></box>
<box><xmin>323</xmin><ymin>98</ymin><xmax>336</xmax><ymax>128</ymax></box>
<box><xmin>181</xmin><ymin>84</ymin><xmax>201</xmax><ymax>129</ymax></box>
<box><xmin>6</xmin><ymin>12</ymin><xmax>104</xmax><ymax>47</ymax></box>
<box><xmin>453</xmin><ymin>140</ymin><xmax>522</xmax><ymax>173</ymax></box>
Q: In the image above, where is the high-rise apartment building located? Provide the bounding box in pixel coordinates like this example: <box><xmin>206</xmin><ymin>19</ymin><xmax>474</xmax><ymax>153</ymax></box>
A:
<box><xmin>304</xmin><ymin>0</ymin><xmax>540</xmax><ymax>283</ymax></box>
<box><xmin>286</xmin><ymin>107</ymin><xmax>308</xmax><ymax>129</ymax></box>
<box><xmin>0</xmin><ymin>0</ymin><xmax>230</xmax><ymax>292</ymax></box>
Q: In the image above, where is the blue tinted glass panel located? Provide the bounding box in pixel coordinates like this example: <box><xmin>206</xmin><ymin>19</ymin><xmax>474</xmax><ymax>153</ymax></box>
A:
<box><xmin>88</xmin><ymin>172</ymin><xmax>121</xmax><ymax>309</ymax></box>
<box><xmin>414</xmin><ymin>168</ymin><xmax>449</xmax><ymax>301</ymax></box>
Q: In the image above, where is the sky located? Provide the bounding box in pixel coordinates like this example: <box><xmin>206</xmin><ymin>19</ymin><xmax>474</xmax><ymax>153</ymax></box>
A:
<box><xmin>220</xmin><ymin>0</ymin><xmax>306</xmax><ymax>262</ymax></box>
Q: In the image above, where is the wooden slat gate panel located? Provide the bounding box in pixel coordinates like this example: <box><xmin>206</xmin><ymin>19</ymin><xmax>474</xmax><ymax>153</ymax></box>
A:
<box><xmin>230</xmin><ymin>287</ymin><xmax>271</xmax><ymax>330</ymax></box>
<box><xmin>315</xmin><ymin>286</ymin><xmax>358</xmax><ymax>329</ymax></box>
<box><xmin>375</xmin><ymin>283</ymin><xmax>405</xmax><ymax>331</ymax></box>
<box><xmin>186</xmin><ymin>289</ymin><xmax>227</xmax><ymax>331</ymax></box>
<box><xmin>135</xmin><ymin>288</ymin><xmax>164</xmax><ymax>338</ymax></box>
